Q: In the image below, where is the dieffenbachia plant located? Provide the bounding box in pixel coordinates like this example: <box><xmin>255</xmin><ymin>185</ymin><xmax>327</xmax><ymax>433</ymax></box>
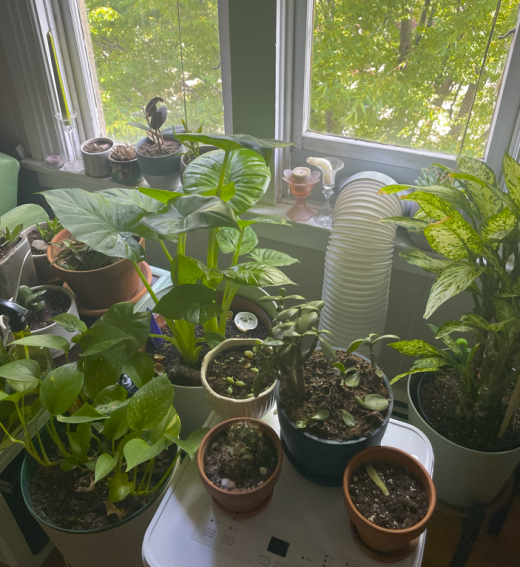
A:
<box><xmin>43</xmin><ymin>134</ymin><xmax>296</xmax><ymax>371</ymax></box>
<box><xmin>380</xmin><ymin>152</ymin><xmax>520</xmax><ymax>438</ymax></box>
<box><xmin>0</xmin><ymin>304</ymin><xmax>207</xmax><ymax>505</ymax></box>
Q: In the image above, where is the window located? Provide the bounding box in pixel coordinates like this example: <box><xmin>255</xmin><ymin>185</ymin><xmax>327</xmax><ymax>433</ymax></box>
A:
<box><xmin>77</xmin><ymin>0</ymin><xmax>225</xmax><ymax>142</ymax></box>
<box><xmin>285</xmin><ymin>0</ymin><xmax>520</xmax><ymax>189</ymax></box>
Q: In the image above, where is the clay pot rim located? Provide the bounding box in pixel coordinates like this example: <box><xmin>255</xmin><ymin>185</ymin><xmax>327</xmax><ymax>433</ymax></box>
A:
<box><xmin>343</xmin><ymin>446</ymin><xmax>436</xmax><ymax>536</ymax></box>
<box><xmin>197</xmin><ymin>417</ymin><xmax>283</xmax><ymax>497</ymax></box>
<box><xmin>46</xmin><ymin>229</ymin><xmax>144</xmax><ymax>275</ymax></box>
<box><xmin>201</xmin><ymin>338</ymin><xmax>277</xmax><ymax>404</ymax></box>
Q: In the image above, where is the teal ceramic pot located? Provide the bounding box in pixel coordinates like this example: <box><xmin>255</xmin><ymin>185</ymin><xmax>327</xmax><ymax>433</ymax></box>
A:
<box><xmin>109</xmin><ymin>155</ymin><xmax>143</xmax><ymax>186</ymax></box>
<box><xmin>135</xmin><ymin>133</ymin><xmax>185</xmax><ymax>190</ymax></box>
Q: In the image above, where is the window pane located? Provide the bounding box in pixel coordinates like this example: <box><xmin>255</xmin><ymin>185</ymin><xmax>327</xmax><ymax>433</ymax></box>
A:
<box><xmin>308</xmin><ymin>0</ymin><xmax>518</xmax><ymax>157</ymax></box>
<box><xmin>81</xmin><ymin>0</ymin><xmax>224</xmax><ymax>142</ymax></box>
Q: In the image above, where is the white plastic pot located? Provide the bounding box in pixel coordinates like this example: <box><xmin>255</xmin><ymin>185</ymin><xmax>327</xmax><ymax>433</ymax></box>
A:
<box><xmin>407</xmin><ymin>374</ymin><xmax>520</xmax><ymax>508</ymax></box>
<box><xmin>81</xmin><ymin>137</ymin><xmax>114</xmax><ymax>178</ymax></box>
<box><xmin>1</xmin><ymin>285</ymin><xmax>79</xmax><ymax>358</ymax></box>
<box><xmin>201</xmin><ymin>338</ymin><xmax>276</xmax><ymax>420</ymax></box>
<box><xmin>0</xmin><ymin>235</ymin><xmax>37</xmax><ymax>300</ymax></box>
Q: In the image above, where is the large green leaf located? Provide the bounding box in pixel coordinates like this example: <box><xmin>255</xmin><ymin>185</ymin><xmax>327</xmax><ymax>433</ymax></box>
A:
<box><xmin>0</xmin><ymin>359</ymin><xmax>40</xmax><ymax>393</ymax></box>
<box><xmin>380</xmin><ymin>216</ymin><xmax>429</xmax><ymax>232</ymax></box>
<box><xmin>216</xmin><ymin>226</ymin><xmax>258</xmax><ymax>255</ymax></box>
<box><xmin>400</xmin><ymin>191</ymin><xmax>457</xmax><ymax>220</ymax></box>
<box><xmin>102</xmin><ymin>402</ymin><xmax>130</xmax><ymax>441</ymax></box>
<box><xmin>40</xmin><ymin>363</ymin><xmax>83</xmax><ymax>415</ymax></box>
<box><xmin>82</xmin><ymin>345</ymin><xmax>127</xmax><ymax>401</ymax></box>
<box><xmin>127</xmin><ymin>374</ymin><xmax>174</xmax><ymax>432</ymax></box>
<box><xmin>455</xmin><ymin>156</ymin><xmax>501</xmax><ymax>220</ymax></box>
<box><xmin>57</xmin><ymin>403</ymin><xmax>108</xmax><ymax>423</ymax></box>
<box><xmin>42</xmin><ymin>188</ymin><xmax>153</xmax><ymax>262</ymax></box>
<box><xmin>10</xmin><ymin>335</ymin><xmax>70</xmax><ymax>354</ymax></box>
<box><xmin>424</xmin><ymin>215</ymin><xmax>482</xmax><ymax>260</ymax></box>
<box><xmin>183</xmin><ymin>149</ymin><xmax>270</xmax><ymax>214</ymax></box>
<box><xmin>0</xmin><ymin>204</ymin><xmax>47</xmax><ymax>231</ymax></box>
<box><xmin>124</xmin><ymin>437</ymin><xmax>167</xmax><ymax>471</ymax></box>
<box><xmin>102</xmin><ymin>189</ymin><xmax>165</xmax><ymax>213</ymax></box>
<box><xmin>140</xmin><ymin>195</ymin><xmax>238</xmax><ymax>237</ymax></box>
<box><xmin>122</xmin><ymin>351</ymin><xmax>155</xmax><ymax>388</ymax></box>
<box><xmin>138</xmin><ymin>187</ymin><xmax>182</xmax><ymax>205</ymax></box>
<box><xmin>67</xmin><ymin>423</ymin><xmax>91</xmax><ymax>463</ymax></box>
<box><xmin>223</xmin><ymin>262</ymin><xmax>295</xmax><ymax>287</ymax></box>
<box><xmin>153</xmin><ymin>284</ymin><xmax>222</xmax><ymax>325</ymax></box>
<box><xmin>480</xmin><ymin>207</ymin><xmax>517</xmax><ymax>242</ymax></box>
<box><xmin>175</xmin><ymin>133</ymin><xmax>292</xmax><ymax>166</ymax></box>
<box><xmin>238</xmin><ymin>216</ymin><xmax>289</xmax><ymax>228</ymax></box>
<box><xmin>388</xmin><ymin>340</ymin><xmax>440</xmax><ymax>357</ymax></box>
<box><xmin>95</xmin><ymin>453</ymin><xmax>119</xmax><ymax>484</ymax></box>
<box><xmin>425</xmin><ymin>262</ymin><xmax>486</xmax><ymax>318</ymax></box>
<box><xmin>248</xmin><ymin>249</ymin><xmax>299</xmax><ymax>266</ymax></box>
<box><xmin>400</xmin><ymin>249</ymin><xmax>451</xmax><ymax>273</ymax></box>
<box><xmin>411</xmin><ymin>185</ymin><xmax>474</xmax><ymax>218</ymax></box>
<box><xmin>174</xmin><ymin>255</ymin><xmax>205</xmax><ymax>285</ymax></box>
<box><xmin>502</xmin><ymin>153</ymin><xmax>520</xmax><ymax>211</ymax></box>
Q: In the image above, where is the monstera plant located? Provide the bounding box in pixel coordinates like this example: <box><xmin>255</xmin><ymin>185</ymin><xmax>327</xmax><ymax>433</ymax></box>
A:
<box><xmin>43</xmin><ymin>134</ymin><xmax>296</xmax><ymax>373</ymax></box>
<box><xmin>380</xmin><ymin>152</ymin><xmax>520</xmax><ymax>440</ymax></box>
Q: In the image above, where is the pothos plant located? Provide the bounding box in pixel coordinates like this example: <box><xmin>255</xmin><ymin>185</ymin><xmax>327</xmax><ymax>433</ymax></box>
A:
<box><xmin>43</xmin><ymin>134</ymin><xmax>295</xmax><ymax>372</ymax></box>
<box><xmin>380</xmin><ymin>152</ymin><xmax>520</xmax><ymax>439</ymax></box>
<box><xmin>0</xmin><ymin>303</ymin><xmax>206</xmax><ymax>505</ymax></box>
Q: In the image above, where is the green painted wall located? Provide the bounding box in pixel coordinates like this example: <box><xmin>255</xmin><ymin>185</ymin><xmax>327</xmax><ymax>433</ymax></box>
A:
<box><xmin>228</xmin><ymin>0</ymin><xmax>276</xmax><ymax>138</ymax></box>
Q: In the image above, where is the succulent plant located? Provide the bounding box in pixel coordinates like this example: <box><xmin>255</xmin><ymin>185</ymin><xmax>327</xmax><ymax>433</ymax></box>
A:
<box><xmin>16</xmin><ymin>285</ymin><xmax>47</xmax><ymax>313</ymax></box>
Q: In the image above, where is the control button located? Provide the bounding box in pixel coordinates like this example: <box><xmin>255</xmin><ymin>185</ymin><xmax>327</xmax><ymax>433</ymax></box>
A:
<box><xmin>222</xmin><ymin>535</ymin><xmax>234</xmax><ymax>545</ymax></box>
<box><xmin>258</xmin><ymin>556</ymin><xmax>270</xmax><ymax>565</ymax></box>
<box><xmin>203</xmin><ymin>528</ymin><xmax>215</xmax><ymax>538</ymax></box>
<box><xmin>275</xmin><ymin>563</ymin><xmax>287</xmax><ymax>567</ymax></box>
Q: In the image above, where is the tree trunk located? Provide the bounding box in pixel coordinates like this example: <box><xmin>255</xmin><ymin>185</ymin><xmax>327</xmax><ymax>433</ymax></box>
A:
<box><xmin>399</xmin><ymin>10</ymin><xmax>413</xmax><ymax>64</ymax></box>
<box><xmin>449</xmin><ymin>83</ymin><xmax>477</xmax><ymax>140</ymax></box>
<box><xmin>433</xmin><ymin>76</ymin><xmax>454</xmax><ymax>107</ymax></box>
<box><xmin>325</xmin><ymin>110</ymin><xmax>334</xmax><ymax>133</ymax></box>
<box><xmin>415</xmin><ymin>0</ymin><xmax>432</xmax><ymax>45</ymax></box>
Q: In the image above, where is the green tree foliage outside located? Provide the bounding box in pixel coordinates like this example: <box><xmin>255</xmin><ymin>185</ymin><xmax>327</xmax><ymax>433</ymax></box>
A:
<box><xmin>310</xmin><ymin>0</ymin><xmax>518</xmax><ymax>157</ymax></box>
<box><xmin>84</xmin><ymin>0</ymin><xmax>224</xmax><ymax>142</ymax></box>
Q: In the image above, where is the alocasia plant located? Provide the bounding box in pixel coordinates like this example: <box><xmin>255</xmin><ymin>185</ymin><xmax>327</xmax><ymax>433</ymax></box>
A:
<box><xmin>0</xmin><ymin>304</ymin><xmax>207</xmax><ymax>505</ymax></box>
<box><xmin>43</xmin><ymin>134</ymin><xmax>296</xmax><ymax>371</ymax></box>
<box><xmin>380</xmin><ymin>152</ymin><xmax>520</xmax><ymax>438</ymax></box>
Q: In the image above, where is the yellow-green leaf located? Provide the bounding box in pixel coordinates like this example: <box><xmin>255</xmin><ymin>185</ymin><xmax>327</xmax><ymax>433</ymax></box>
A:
<box><xmin>424</xmin><ymin>215</ymin><xmax>482</xmax><ymax>260</ymax></box>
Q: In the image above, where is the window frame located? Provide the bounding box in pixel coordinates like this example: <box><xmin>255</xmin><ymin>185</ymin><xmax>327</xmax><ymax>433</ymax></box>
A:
<box><xmin>288</xmin><ymin>0</ymin><xmax>520</xmax><ymax>185</ymax></box>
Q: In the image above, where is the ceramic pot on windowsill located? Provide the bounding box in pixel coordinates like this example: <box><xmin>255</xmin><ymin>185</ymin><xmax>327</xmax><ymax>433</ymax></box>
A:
<box><xmin>81</xmin><ymin>137</ymin><xmax>114</xmax><ymax>178</ymax></box>
<box><xmin>179</xmin><ymin>144</ymin><xmax>218</xmax><ymax>181</ymax></box>
<box><xmin>0</xmin><ymin>233</ymin><xmax>37</xmax><ymax>300</ymax></box>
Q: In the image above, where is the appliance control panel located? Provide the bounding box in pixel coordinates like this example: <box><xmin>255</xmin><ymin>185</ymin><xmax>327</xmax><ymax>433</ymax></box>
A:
<box><xmin>192</xmin><ymin>508</ymin><xmax>367</xmax><ymax>567</ymax></box>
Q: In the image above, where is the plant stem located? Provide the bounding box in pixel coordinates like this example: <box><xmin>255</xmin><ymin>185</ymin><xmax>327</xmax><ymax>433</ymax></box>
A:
<box><xmin>48</xmin><ymin>416</ymin><xmax>70</xmax><ymax>458</ymax></box>
<box><xmin>498</xmin><ymin>373</ymin><xmax>520</xmax><ymax>438</ymax></box>
<box><xmin>160</xmin><ymin>240</ymin><xmax>173</xmax><ymax>263</ymax></box>
<box><xmin>132</xmin><ymin>261</ymin><xmax>158</xmax><ymax>304</ymax></box>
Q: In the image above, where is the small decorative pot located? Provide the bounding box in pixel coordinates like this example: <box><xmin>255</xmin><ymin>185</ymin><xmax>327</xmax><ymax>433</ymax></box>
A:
<box><xmin>197</xmin><ymin>417</ymin><xmax>283</xmax><ymax>519</ymax></box>
<box><xmin>135</xmin><ymin>134</ymin><xmax>185</xmax><ymax>191</ymax></box>
<box><xmin>276</xmin><ymin>349</ymin><xmax>394</xmax><ymax>486</ymax></box>
<box><xmin>108</xmin><ymin>155</ymin><xmax>143</xmax><ymax>186</ymax></box>
<box><xmin>343</xmin><ymin>446</ymin><xmax>436</xmax><ymax>557</ymax></box>
<box><xmin>81</xmin><ymin>137</ymin><xmax>114</xmax><ymax>178</ymax></box>
<box><xmin>1</xmin><ymin>285</ymin><xmax>79</xmax><ymax>358</ymax></box>
<box><xmin>0</xmin><ymin>234</ymin><xmax>37</xmax><ymax>300</ymax></box>
<box><xmin>201</xmin><ymin>338</ymin><xmax>277</xmax><ymax>420</ymax></box>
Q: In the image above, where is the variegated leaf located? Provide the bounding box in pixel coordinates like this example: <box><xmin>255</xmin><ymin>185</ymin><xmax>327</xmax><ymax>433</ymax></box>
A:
<box><xmin>494</xmin><ymin>298</ymin><xmax>516</xmax><ymax>323</ymax></box>
<box><xmin>378</xmin><ymin>184</ymin><xmax>416</xmax><ymax>195</ymax></box>
<box><xmin>380</xmin><ymin>216</ymin><xmax>429</xmax><ymax>232</ymax></box>
<box><xmin>435</xmin><ymin>320</ymin><xmax>476</xmax><ymax>338</ymax></box>
<box><xmin>425</xmin><ymin>262</ymin><xmax>486</xmax><ymax>318</ymax></box>
<box><xmin>400</xmin><ymin>191</ymin><xmax>456</xmax><ymax>220</ymax></box>
<box><xmin>502</xmin><ymin>153</ymin><xmax>520</xmax><ymax>211</ymax></box>
<box><xmin>391</xmin><ymin>367</ymin><xmax>441</xmax><ymax>384</ymax></box>
<box><xmin>456</xmin><ymin>156</ymin><xmax>501</xmax><ymax>221</ymax></box>
<box><xmin>388</xmin><ymin>340</ymin><xmax>440</xmax><ymax>357</ymax></box>
<box><xmin>400</xmin><ymin>249</ymin><xmax>451</xmax><ymax>273</ymax></box>
<box><xmin>479</xmin><ymin>207</ymin><xmax>517</xmax><ymax>242</ymax></box>
<box><xmin>417</xmin><ymin>185</ymin><xmax>473</xmax><ymax>218</ymax></box>
<box><xmin>424</xmin><ymin>215</ymin><xmax>482</xmax><ymax>260</ymax></box>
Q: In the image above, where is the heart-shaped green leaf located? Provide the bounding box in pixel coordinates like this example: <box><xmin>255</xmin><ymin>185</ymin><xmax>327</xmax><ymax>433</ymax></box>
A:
<box><xmin>217</xmin><ymin>225</ymin><xmax>258</xmax><ymax>256</ymax></box>
<box><xmin>58</xmin><ymin>403</ymin><xmax>108</xmax><ymax>423</ymax></box>
<box><xmin>96</xmin><ymin>303</ymin><xmax>151</xmax><ymax>354</ymax></box>
<box><xmin>127</xmin><ymin>374</ymin><xmax>174</xmax><ymax>432</ymax></box>
<box><xmin>40</xmin><ymin>363</ymin><xmax>83</xmax><ymax>415</ymax></box>
<box><xmin>94</xmin><ymin>452</ymin><xmax>119</xmax><ymax>484</ymax></box>
<box><xmin>138</xmin><ymin>187</ymin><xmax>182</xmax><ymax>205</ymax></box>
<box><xmin>165</xmin><ymin>427</ymin><xmax>210</xmax><ymax>460</ymax></box>
<box><xmin>183</xmin><ymin>148</ymin><xmax>270</xmax><ymax>214</ymax></box>
<box><xmin>224</xmin><ymin>262</ymin><xmax>295</xmax><ymax>287</ymax></box>
<box><xmin>140</xmin><ymin>195</ymin><xmax>238</xmax><ymax>237</ymax></box>
<box><xmin>122</xmin><ymin>351</ymin><xmax>155</xmax><ymax>388</ymax></box>
<box><xmin>341</xmin><ymin>409</ymin><xmax>356</xmax><ymax>428</ymax></box>
<box><xmin>124</xmin><ymin>437</ymin><xmax>168</xmax><ymax>472</ymax></box>
<box><xmin>109</xmin><ymin>472</ymin><xmax>133</xmax><ymax>502</ymax></box>
<box><xmin>50</xmin><ymin>313</ymin><xmax>87</xmax><ymax>334</ymax></box>
<box><xmin>154</xmin><ymin>284</ymin><xmax>222</xmax><ymax>325</ymax></box>
<box><xmin>249</xmin><ymin>248</ymin><xmax>299</xmax><ymax>266</ymax></box>
<box><xmin>102</xmin><ymin>402</ymin><xmax>130</xmax><ymax>441</ymax></box>
<box><xmin>356</xmin><ymin>394</ymin><xmax>389</xmax><ymax>412</ymax></box>
<box><xmin>10</xmin><ymin>335</ymin><xmax>70</xmax><ymax>354</ymax></box>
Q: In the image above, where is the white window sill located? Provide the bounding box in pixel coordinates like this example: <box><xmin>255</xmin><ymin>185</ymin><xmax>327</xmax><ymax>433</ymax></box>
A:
<box><xmin>22</xmin><ymin>158</ymin><xmax>430</xmax><ymax>278</ymax></box>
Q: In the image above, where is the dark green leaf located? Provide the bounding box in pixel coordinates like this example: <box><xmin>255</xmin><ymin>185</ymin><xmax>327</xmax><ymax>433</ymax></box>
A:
<box><xmin>165</xmin><ymin>427</ymin><xmax>210</xmax><ymax>460</ymax></box>
<box><xmin>154</xmin><ymin>284</ymin><xmax>221</xmax><ymax>325</ymax></box>
<box><xmin>40</xmin><ymin>363</ymin><xmax>83</xmax><ymax>415</ymax></box>
<box><xmin>122</xmin><ymin>351</ymin><xmax>155</xmax><ymax>388</ymax></box>
<box><xmin>124</xmin><ymin>437</ymin><xmax>167</xmax><ymax>472</ymax></box>
<box><xmin>10</xmin><ymin>335</ymin><xmax>70</xmax><ymax>354</ymax></box>
<box><xmin>109</xmin><ymin>472</ymin><xmax>133</xmax><ymax>502</ymax></box>
<box><xmin>216</xmin><ymin>225</ymin><xmax>258</xmax><ymax>255</ymax></box>
<box><xmin>127</xmin><ymin>374</ymin><xmax>174</xmax><ymax>432</ymax></box>
<box><xmin>95</xmin><ymin>453</ymin><xmax>119</xmax><ymax>484</ymax></box>
<box><xmin>58</xmin><ymin>403</ymin><xmax>108</xmax><ymax>423</ymax></box>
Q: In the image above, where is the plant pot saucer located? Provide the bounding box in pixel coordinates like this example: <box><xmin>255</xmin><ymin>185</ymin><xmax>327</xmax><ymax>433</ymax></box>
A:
<box><xmin>280</xmin><ymin>435</ymin><xmax>343</xmax><ymax>487</ymax></box>
<box><xmin>210</xmin><ymin>490</ymin><xmax>274</xmax><ymax>520</ymax></box>
<box><xmin>63</xmin><ymin>262</ymin><xmax>152</xmax><ymax>317</ymax></box>
<box><xmin>350</xmin><ymin>522</ymin><xmax>419</xmax><ymax>563</ymax></box>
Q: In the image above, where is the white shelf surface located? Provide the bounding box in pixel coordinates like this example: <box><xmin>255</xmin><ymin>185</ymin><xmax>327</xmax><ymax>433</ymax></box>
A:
<box><xmin>143</xmin><ymin>412</ymin><xmax>434</xmax><ymax>567</ymax></box>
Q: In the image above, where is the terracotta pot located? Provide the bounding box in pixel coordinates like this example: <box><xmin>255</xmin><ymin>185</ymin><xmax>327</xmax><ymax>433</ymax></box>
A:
<box><xmin>47</xmin><ymin>229</ymin><xmax>144</xmax><ymax>310</ymax></box>
<box><xmin>197</xmin><ymin>418</ymin><xmax>283</xmax><ymax>519</ymax></box>
<box><xmin>343</xmin><ymin>446</ymin><xmax>436</xmax><ymax>555</ymax></box>
<box><xmin>201</xmin><ymin>338</ymin><xmax>277</xmax><ymax>420</ymax></box>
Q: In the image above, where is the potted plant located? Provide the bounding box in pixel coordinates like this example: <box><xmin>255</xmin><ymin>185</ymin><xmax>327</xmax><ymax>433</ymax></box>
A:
<box><xmin>177</xmin><ymin>121</ymin><xmax>217</xmax><ymax>180</ymax></box>
<box><xmin>80</xmin><ymin>137</ymin><xmax>114</xmax><ymax>178</ymax></box>
<box><xmin>254</xmin><ymin>291</ymin><xmax>397</xmax><ymax>486</ymax></box>
<box><xmin>380</xmin><ymin>152</ymin><xmax>520</xmax><ymax>508</ymax></box>
<box><xmin>21</xmin><ymin>217</ymin><xmax>63</xmax><ymax>283</ymax></box>
<box><xmin>201</xmin><ymin>338</ymin><xmax>277</xmax><ymax>420</ymax></box>
<box><xmin>197</xmin><ymin>418</ymin><xmax>283</xmax><ymax>518</ymax></box>
<box><xmin>47</xmin><ymin>229</ymin><xmax>149</xmax><ymax>311</ymax></box>
<box><xmin>0</xmin><ymin>303</ymin><xmax>208</xmax><ymax>567</ymax></box>
<box><xmin>0</xmin><ymin>284</ymin><xmax>79</xmax><ymax>357</ymax></box>
<box><xmin>43</xmin><ymin>133</ymin><xmax>293</xmax><ymax>434</ymax></box>
<box><xmin>128</xmin><ymin>97</ymin><xmax>185</xmax><ymax>190</ymax></box>
<box><xmin>0</xmin><ymin>223</ymin><xmax>38</xmax><ymax>300</ymax></box>
<box><xmin>109</xmin><ymin>143</ymin><xmax>143</xmax><ymax>186</ymax></box>
<box><xmin>343</xmin><ymin>446</ymin><xmax>436</xmax><ymax>558</ymax></box>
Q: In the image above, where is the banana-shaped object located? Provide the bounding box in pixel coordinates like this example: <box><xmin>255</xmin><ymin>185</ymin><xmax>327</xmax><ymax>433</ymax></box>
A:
<box><xmin>307</xmin><ymin>157</ymin><xmax>333</xmax><ymax>185</ymax></box>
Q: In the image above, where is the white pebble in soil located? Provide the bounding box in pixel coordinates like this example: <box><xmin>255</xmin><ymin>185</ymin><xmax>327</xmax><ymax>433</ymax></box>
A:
<box><xmin>31</xmin><ymin>239</ymin><xmax>48</xmax><ymax>251</ymax></box>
